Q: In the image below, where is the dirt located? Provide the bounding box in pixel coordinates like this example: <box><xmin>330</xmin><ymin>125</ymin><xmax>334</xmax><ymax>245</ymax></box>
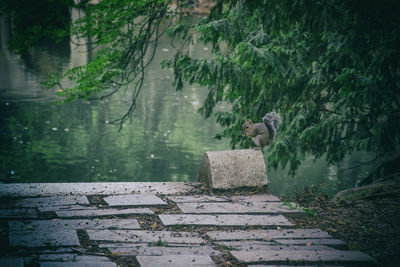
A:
<box><xmin>288</xmin><ymin>182</ymin><xmax>400</xmax><ymax>267</ymax></box>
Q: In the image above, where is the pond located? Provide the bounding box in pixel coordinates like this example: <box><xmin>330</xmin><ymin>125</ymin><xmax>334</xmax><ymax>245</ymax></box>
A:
<box><xmin>0</xmin><ymin>11</ymin><xmax>372</xmax><ymax>199</ymax></box>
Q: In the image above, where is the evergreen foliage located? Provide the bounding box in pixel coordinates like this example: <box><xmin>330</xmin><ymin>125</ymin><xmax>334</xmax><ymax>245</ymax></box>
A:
<box><xmin>0</xmin><ymin>0</ymin><xmax>72</xmax><ymax>51</ymax></box>
<box><xmin>6</xmin><ymin>0</ymin><xmax>399</xmax><ymax>181</ymax></box>
<box><xmin>169</xmin><ymin>0</ymin><xmax>400</xmax><ymax>179</ymax></box>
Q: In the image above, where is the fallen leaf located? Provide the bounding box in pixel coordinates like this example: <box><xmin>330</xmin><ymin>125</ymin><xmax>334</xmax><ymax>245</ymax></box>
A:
<box><xmin>26</xmin><ymin>226</ymin><xmax>34</xmax><ymax>230</ymax></box>
<box><xmin>306</xmin><ymin>241</ymin><xmax>313</xmax><ymax>246</ymax></box>
<box><xmin>327</xmin><ymin>227</ymin><xmax>337</xmax><ymax>233</ymax></box>
<box><xmin>152</xmin><ymin>222</ymin><xmax>157</xmax><ymax>230</ymax></box>
<box><xmin>112</xmin><ymin>251</ymin><xmax>138</xmax><ymax>256</ymax></box>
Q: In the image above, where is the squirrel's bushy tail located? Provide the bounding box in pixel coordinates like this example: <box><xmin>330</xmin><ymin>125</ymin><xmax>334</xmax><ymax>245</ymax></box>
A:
<box><xmin>262</xmin><ymin>111</ymin><xmax>282</xmax><ymax>129</ymax></box>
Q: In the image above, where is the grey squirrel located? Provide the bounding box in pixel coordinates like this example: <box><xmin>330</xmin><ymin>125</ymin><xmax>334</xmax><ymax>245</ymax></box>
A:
<box><xmin>242</xmin><ymin>111</ymin><xmax>282</xmax><ymax>149</ymax></box>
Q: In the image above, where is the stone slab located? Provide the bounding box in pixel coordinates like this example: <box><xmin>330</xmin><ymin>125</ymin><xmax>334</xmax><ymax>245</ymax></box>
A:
<box><xmin>231</xmin><ymin>249</ymin><xmax>375</xmax><ymax>263</ymax></box>
<box><xmin>196</xmin><ymin>149</ymin><xmax>267</xmax><ymax>189</ymax></box>
<box><xmin>250</xmin><ymin>265</ymin><xmax>345</xmax><ymax>267</ymax></box>
<box><xmin>105</xmin><ymin>245</ymin><xmax>221</xmax><ymax>256</ymax></box>
<box><xmin>0</xmin><ymin>182</ymin><xmax>199</xmax><ymax>197</ymax></box>
<box><xmin>167</xmin><ymin>195</ymin><xmax>230</xmax><ymax>203</ymax></box>
<box><xmin>217</xmin><ymin>241</ymin><xmax>337</xmax><ymax>252</ymax></box>
<box><xmin>15</xmin><ymin>195</ymin><xmax>89</xmax><ymax>207</ymax></box>
<box><xmin>136</xmin><ymin>255</ymin><xmax>216</xmax><ymax>267</ymax></box>
<box><xmin>39</xmin><ymin>254</ymin><xmax>112</xmax><ymax>262</ymax></box>
<box><xmin>0</xmin><ymin>208</ymin><xmax>38</xmax><ymax>219</ymax></box>
<box><xmin>56</xmin><ymin>208</ymin><xmax>153</xmax><ymax>217</ymax></box>
<box><xmin>275</xmin><ymin>238</ymin><xmax>347</xmax><ymax>246</ymax></box>
<box><xmin>38</xmin><ymin>205</ymin><xmax>94</xmax><ymax>212</ymax></box>
<box><xmin>159</xmin><ymin>214</ymin><xmax>293</xmax><ymax>226</ymax></box>
<box><xmin>207</xmin><ymin>229</ymin><xmax>332</xmax><ymax>240</ymax></box>
<box><xmin>99</xmin><ymin>243</ymin><xmax>196</xmax><ymax>248</ymax></box>
<box><xmin>177</xmin><ymin>202</ymin><xmax>303</xmax><ymax>214</ymax></box>
<box><xmin>218</xmin><ymin>240</ymin><xmax>274</xmax><ymax>248</ymax></box>
<box><xmin>0</xmin><ymin>257</ymin><xmax>24</xmax><ymax>267</ymax></box>
<box><xmin>40</xmin><ymin>262</ymin><xmax>116</xmax><ymax>267</ymax></box>
<box><xmin>87</xmin><ymin>230</ymin><xmax>205</xmax><ymax>245</ymax></box>
<box><xmin>9</xmin><ymin>219</ymin><xmax>140</xmax><ymax>231</ymax></box>
<box><xmin>33</xmin><ymin>248</ymin><xmax>74</xmax><ymax>254</ymax></box>
<box><xmin>9</xmin><ymin>229</ymin><xmax>80</xmax><ymax>247</ymax></box>
<box><xmin>103</xmin><ymin>194</ymin><xmax>167</xmax><ymax>206</ymax></box>
<box><xmin>229</xmin><ymin>194</ymin><xmax>281</xmax><ymax>202</ymax></box>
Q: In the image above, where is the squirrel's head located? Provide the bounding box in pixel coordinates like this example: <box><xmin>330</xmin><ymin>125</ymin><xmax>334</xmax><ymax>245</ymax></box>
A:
<box><xmin>242</xmin><ymin>120</ymin><xmax>253</xmax><ymax>136</ymax></box>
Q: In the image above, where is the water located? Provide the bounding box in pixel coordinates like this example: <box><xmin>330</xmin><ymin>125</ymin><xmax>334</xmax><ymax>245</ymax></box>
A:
<box><xmin>0</xmin><ymin>12</ymin><xmax>373</xmax><ymax>198</ymax></box>
<box><xmin>267</xmin><ymin>152</ymin><xmax>375</xmax><ymax>199</ymax></box>
<box><xmin>0</xmin><ymin>11</ymin><xmax>230</xmax><ymax>183</ymax></box>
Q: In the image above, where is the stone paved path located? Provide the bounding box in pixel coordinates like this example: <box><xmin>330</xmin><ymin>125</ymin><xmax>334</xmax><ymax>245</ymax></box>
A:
<box><xmin>0</xmin><ymin>182</ymin><xmax>376</xmax><ymax>266</ymax></box>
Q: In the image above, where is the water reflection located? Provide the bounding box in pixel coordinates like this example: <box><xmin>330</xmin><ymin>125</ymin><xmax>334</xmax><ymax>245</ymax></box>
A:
<box><xmin>0</xmin><ymin>11</ymin><xmax>374</xmax><ymax>198</ymax></box>
<box><xmin>0</xmin><ymin>11</ymin><xmax>230</xmax><ymax>184</ymax></box>
<box><xmin>268</xmin><ymin>151</ymin><xmax>375</xmax><ymax>199</ymax></box>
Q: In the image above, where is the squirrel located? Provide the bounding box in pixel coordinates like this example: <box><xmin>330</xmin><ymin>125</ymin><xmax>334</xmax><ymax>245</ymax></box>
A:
<box><xmin>242</xmin><ymin>111</ymin><xmax>282</xmax><ymax>149</ymax></box>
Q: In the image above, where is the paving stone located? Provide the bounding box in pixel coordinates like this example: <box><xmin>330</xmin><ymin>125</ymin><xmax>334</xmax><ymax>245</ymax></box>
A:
<box><xmin>38</xmin><ymin>205</ymin><xmax>94</xmax><ymax>212</ymax></box>
<box><xmin>56</xmin><ymin>208</ymin><xmax>153</xmax><ymax>217</ymax></box>
<box><xmin>252</xmin><ymin>266</ymin><xmax>345</xmax><ymax>267</ymax></box>
<box><xmin>33</xmin><ymin>248</ymin><xmax>74</xmax><ymax>254</ymax></box>
<box><xmin>159</xmin><ymin>214</ymin><xmax>293</xmax><ymax>226</ymax></box>
<box><xmin>87</xmin><ymin>230</ymin><xmax>205</xmax><ymax>245</ymax></box>
<box><xmin>136</xmin><ymin>255</ymin><xmax>216</xmax><ymax>267</ymax></box>
<box><xmin>177</xmin><ymin>202</ymin><xmax>303</xmax><ymax>214</ymax></box>
<box><xmin>275</xmin><ymin>238</ymin><xmax>347</xmax><ymax>246</ymax></box>
<box><xmin>9</xmin><ymin>229</ymin><xmax>80</xmax><ymax>247</ymax></box>
<box><xmin>217</xmin><ymin>240</ymin><xmax>275</xmax><ymax>248</ymax></box>
<box><xmin>99</xmin><ymin>243</ymin><xmax>196</xmax><ymax>248</ymax></box>
<box><xmin>40</xmin><ymin>262</ymin><xmax>116</xmax><ymax>267</ymax></box>
<box><xmin>207</xmin><ymin>229</ymin><xmax>332</xmax><ymax>240</ymax></box>
<box><xmin>0</xmin><ymin>182</ymin><xmax>199</xmax><ymax>197</ymax></box>
<box><xmin>217</xmin><ymin>241</ymin><xmax>337</xmax><ymax>251</ymax></box>
<box><xmin>167</xmin><ymin>195</ymin><xmax>230</xmax><ymax>203</ymax></box>
<box><xmin>0</xmin><ymin>208</ymin><xmax>38</xmax><ymax>219</ymax></box>
<box><xmin>229</xmin><ymin>194</ymin><xmax>281</xmax><ymax>202</ymax></box>
<box><xmin>104</xmin><ymin>244</ymin><xmax>221</xmax><ymax>256</ymax></box>
<box><xmin>103</xmin><ymin>194</ymin><xmax>167</xmax><ymax>206</ymax></box>
<box><xmin>15</xmin><ymin>195</ymin><xmax>89</xmax><ymax>207</ymax></box>
<box><xmin>231</xmin><ymin>249</ymin><xmax>375</xmax><ymax>264</ymax></box>
<box><xmin>9</xmin><ymin>219</ymin><xmax>140</xmax><ymax>231</ymax></box>
<box><xmin>0</xmin><ymin>257</ymin><xmax>24</xmax><ymax>267</ymax></box>
<box><xmin>39</xmin><ymin>254</ymin><xmax>112</xmax><ymax>262</ymax></box>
